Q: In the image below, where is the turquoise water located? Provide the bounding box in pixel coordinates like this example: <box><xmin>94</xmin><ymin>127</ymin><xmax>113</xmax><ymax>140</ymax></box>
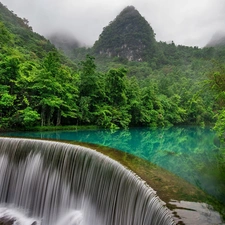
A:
<box><xmin>1</xmin><ymin>126</ymin><xmax>225</xmax><ymax>203</ymax></box>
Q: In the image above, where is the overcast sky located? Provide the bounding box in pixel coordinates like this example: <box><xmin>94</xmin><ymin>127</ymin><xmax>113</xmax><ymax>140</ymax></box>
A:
<box><xmin>1</xmin><ymin>0</ymin><xmax>225</xmax><ymax>47</ymax></box>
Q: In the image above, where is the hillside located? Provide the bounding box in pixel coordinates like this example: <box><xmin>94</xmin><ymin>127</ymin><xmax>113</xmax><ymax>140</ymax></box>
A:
<box><xmin>92</xmin><ymin>6</ymin><xmax>156</xmax><ymax>62</ymax></box>
<box><xmin>206</xmin><ymin>31</ymin><xmax>225</xmax><ymax>47</ymax></box>
<box><xmin>0</xmin><ymin>2</ymin><xmax>79</xmax><ymax>129</ymax></box>
<box><xmin>48</xmin><ymin>31</ymin><xmax>82</xmax><ymax>58</ymax></box>
<box><xmin>0</xmin><ymin>2</ymin><xmax>55</xmax><ymax>57</ymax></box>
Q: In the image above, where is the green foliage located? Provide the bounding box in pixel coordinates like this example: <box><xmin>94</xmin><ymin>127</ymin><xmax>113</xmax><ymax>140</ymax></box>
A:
<box><xmin>0</xmin><ymin>21</ymin><xmax>14</xmax><ymax>47</ymax></box>
<box><xmin>79</xmin><ymin>55</ymin><xmax>97</xmax><ymax>97</ymax></box>
<box><xmin>208</xmin><ymin>63</ymin><xmax>225</xmax><ymax>104</ymax></box>
<box><xmin>105</xmin><ymin>68</ymin><xmax>128</xmax><ymax>106</ymax></box>
<box><xmin>19</xmin><ymin>107</ymin><xmax>40</xmax><ymax>127</ymax></box>
<box><xmin>0</xmin><ymin>91</ymin><xmax>16</xmax><ymax>128</ymax></box>
<box><xmin>214</xmin><ymin>110</ymin><xmax>225</xmax><ymax>140</ymax></box>
<box><xmin>207</xmin><ymin>62</ymin><xmax>225</xmax><ymax>139</ymax></box>
<box><xmin>0</xmin><ymin>92</ymin><xmax>15</xmax><ymax>107</ymax></box>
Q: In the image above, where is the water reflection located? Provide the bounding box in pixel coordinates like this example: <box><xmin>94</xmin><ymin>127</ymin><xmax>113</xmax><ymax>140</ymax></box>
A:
<box><xmin>2</xmin><ymin>126</ymin><xmax>225</xmax><ymax>204</ymax></box>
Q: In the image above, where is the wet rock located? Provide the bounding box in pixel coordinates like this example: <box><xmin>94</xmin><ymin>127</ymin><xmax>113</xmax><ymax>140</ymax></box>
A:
<box><xmin>0</xmin><ymin>217</ymin><xmax>15</xmax><ymax>225</ymax></box>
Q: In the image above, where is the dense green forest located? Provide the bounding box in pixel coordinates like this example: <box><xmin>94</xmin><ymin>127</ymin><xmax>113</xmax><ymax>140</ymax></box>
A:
<box><xmin>1</xmin><ymin>3</ymin><xmax>225</xmax><ymax>135</ymax></box>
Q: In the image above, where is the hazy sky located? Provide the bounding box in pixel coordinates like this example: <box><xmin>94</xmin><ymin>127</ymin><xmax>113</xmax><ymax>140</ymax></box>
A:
<box><xmin>1</xmin><ymin>0</ymin><xmax>225</xmax><ymax>47</ymax></box>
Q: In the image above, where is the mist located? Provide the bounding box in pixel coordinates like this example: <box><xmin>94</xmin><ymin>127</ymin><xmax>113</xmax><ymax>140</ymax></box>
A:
<box><xmin>1</xmin><ymin>0</ymin><xmax>225</xmax><ymax>47</ymax></box>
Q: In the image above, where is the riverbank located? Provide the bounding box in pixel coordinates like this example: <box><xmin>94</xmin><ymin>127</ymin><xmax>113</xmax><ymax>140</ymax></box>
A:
<box><xmin>0</xmin><ymin>125</ymin><xmax>99</xmax><ymax>133</ymax></box>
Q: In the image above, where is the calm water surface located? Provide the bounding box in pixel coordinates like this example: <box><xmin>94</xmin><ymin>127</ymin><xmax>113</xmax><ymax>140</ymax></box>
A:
<box><xmin>1</xmin><ymin>126</ymin><xmax>225</xmax><ymax>203</ymax></box>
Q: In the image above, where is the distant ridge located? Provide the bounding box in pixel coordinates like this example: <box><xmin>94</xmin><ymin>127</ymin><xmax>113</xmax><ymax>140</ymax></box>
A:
<box><xmin>0</xmin><ymin>2</ymin><xmax>55</xmax><ymax>57</ymax></box>
<box><xmin>93</xmin><ymin>6</ymin><xmax>157</xmax><ymax>62</ymax></box>
<box><xmin>48</xmin><ymin>31</ymin><xmax>81</xmax><ymax>56</ymax></box>
<box><xmin>206</xmin><ymin>31</ymin><xmax>225</xmax><ymax>47</ymax></box>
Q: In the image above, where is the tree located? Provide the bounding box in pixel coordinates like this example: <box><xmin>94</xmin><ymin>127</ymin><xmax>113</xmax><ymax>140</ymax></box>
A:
<box><xmin>0</xmin><ymin>22</ymin><xmax>14</xmax><ymax>47</ymax></box>
<box><xmin>207</xmin><ymin>62</ymin><xmax>225</xmax><ymax>138</ymax></box>
<box><xmin>78</xmin><ymin>55</ymin><xmax>106</xmax><ymax>124</ymax></box>
<box><xmin>19</xmin><ymin>107</ymin><xmax>40</xmax><ymax>127</ymax></box>
<box><xmin>11</xmin><ymin>60</ymin><xmax>40</xmax><ymax>127</ymax></box>
<box><xmin>56</xmin><ymin>65</ymin><xmax>79</xmax><ymax>125</ymax></box>
<box><xmin>79</xmin><ymin>55</ymin><xmax>97</xmax><ymax>97</ymax></box>
<box><xmin>31</xmin><ymin>51</ymin><xmax>79</xmax><ymax>126</ymax></box>
<box><xmin>0</xmin><ymin>54</ymin><xmax>21</xmax><ymax>94</ymax></box>
<box><xmin>0</xmin><ymin>51</ymin><xmax>23</xmax><ymax>128</ymax></box>
<box><xmin>105</xmin><ymin>68</ymin><xmax>128</xmax><ymax>106</ymax></box>
<box><xmin>0</xmin><ymin>91</ymin><xmax>16</xmax><ymax>128</ymax></box>
<box><xmin>126</xmin><ymin>76</ymin><xmax>142</xmax><ymax>125</ymax></box>
<box><xmin>103</xmin><ymin>68</ymin><xmax>131</xmax><ymax>128</ymax></box>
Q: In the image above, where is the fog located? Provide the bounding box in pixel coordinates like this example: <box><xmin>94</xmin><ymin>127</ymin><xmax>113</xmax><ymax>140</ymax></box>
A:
<box><xmin>1</xmin><ymin>0</ymin><xmax>225</xmax><ymax>47</ymax></box>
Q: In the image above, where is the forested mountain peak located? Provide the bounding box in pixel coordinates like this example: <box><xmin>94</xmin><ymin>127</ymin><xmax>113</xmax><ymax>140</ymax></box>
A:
<box><xmin>93</xmin><ymin>5</ymin><xmax>156</xmax><ymax>62</ymax></box>
<box><xmin>117</xmin><ymin>5</ymin><xmax>140</xmax><ymax>18</ymax></box>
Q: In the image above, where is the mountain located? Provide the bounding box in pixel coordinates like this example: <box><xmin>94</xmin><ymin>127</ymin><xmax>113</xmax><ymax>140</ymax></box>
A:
<box><xmin>0</xmin><ymin>2</ymin><xmax>55</xmax><ymax>57</ymax></box>
<box><xmin>48</xmin><ymin>31</ymin><xmax>82</xmax><ymax>57</ymax></box>
<box><xmin>206</xmin><ymin>31</ymin><xmax>225</xmax><ymax>47</ymax></box>
<box><xmin>92</xmin><ymin>6</ymin><xmax>156</xmax><ymax>62</ymax></box>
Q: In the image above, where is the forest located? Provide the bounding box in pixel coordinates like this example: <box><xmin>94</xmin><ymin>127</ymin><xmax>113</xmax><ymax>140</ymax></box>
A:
<box><xmin>0</xmin><ymin>2</ymin><xmax>225</xmax><ymax>137</ymax></box>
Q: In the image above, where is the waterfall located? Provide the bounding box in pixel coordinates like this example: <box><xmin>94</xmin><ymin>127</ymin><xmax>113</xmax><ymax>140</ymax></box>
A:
<box><xmin>0</xmin><ymin>138</ymin><xmax>175</xmax><ymax>225</ymax></box>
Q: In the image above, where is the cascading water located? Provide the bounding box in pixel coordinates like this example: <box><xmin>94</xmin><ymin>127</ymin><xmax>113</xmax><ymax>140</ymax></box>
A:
<box><xmin>0</xmin><ymin>138</ymin><xmax>175</xmax><ymax>225</ymax></box>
